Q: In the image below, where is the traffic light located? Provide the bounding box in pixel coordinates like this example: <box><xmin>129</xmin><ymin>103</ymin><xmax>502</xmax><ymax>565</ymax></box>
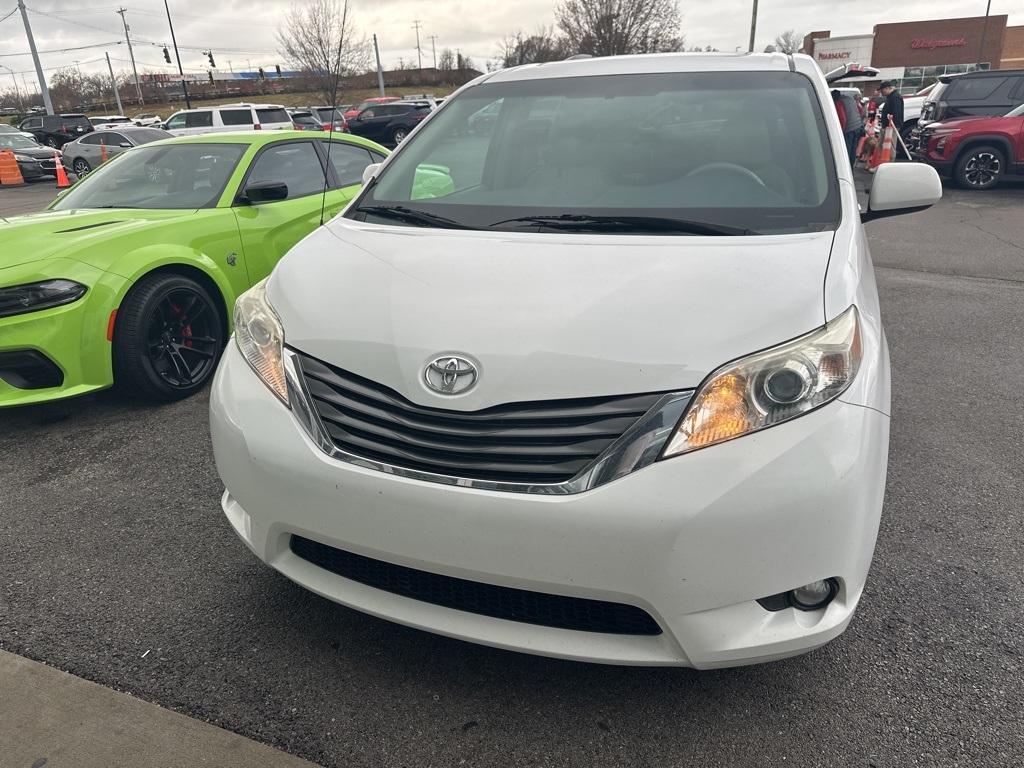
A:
<box><xmin>208</xmin><ymin>70</ymin><xmax>214</xmax><ymax>84</ymax></box>
<box><xmin>275</xmin><ymin>64</ymin><xmax>281</xmax><ymax>77</ymax></box>
<box><xmin>207</xmin><ymin>51</ymin><xmax>216</xmax><ymax>68</ymax></box>
<box><xmin>258</xmin><ymin>67</ymin><xmax>265</xmax><ymax>80</ymax></box>
<box><xmin>163</xmin><ymin>46</ymin><xmax>171</xmax><ymax>64</ymax></box>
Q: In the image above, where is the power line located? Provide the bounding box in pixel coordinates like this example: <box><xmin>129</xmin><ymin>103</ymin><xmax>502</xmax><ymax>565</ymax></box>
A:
<box><xmin>0</xmin><ymin>40</ymin><xmax>122</xmax><ymax>57</ymax></box>
<box><xmin>0</xmin><ymin>6</ymin><xmax>19</xmax><ymax>23</ymax></box>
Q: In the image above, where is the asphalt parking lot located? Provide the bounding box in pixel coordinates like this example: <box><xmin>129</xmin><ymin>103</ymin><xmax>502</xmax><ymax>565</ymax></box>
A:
<box><xmin>1</xmin><ymin>180</ymin><xmax>1023</xmax><ymax>767</ymax></box>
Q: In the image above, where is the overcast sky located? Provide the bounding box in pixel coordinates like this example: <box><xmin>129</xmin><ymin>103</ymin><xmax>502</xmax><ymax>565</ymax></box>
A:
<box><xmin>0</xmin><ymin>0</ymin><xmax>1020</xmax><ymax>85</ymax></box>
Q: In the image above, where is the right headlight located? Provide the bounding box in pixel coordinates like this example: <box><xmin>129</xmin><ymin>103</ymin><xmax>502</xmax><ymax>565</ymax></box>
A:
<box><xmin>662</xmin><ymin>306</ymin><xmax>862</xmax><ymax>457</ymax></box>
<box><xmin>234</xmin><ymin>279</ymin><xmax>288</xmax><ymax>405</ymax></box>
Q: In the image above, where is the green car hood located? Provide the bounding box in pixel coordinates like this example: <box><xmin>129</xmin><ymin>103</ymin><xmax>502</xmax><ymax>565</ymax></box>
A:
<box><xmin>0</xmin><ymin>208</ymin><xmax>200</xmax><ymax>271</ymax></box>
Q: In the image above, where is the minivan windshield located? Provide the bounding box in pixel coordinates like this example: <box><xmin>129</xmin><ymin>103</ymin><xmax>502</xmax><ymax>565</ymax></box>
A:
<box><xmin>351</xmin><ymin>71</ymin><xmax>840</xmax><ymax>235</ymax></box>
<box><xmin>52</xmin><ymin>143</ymin><xmax>244</xmax><ymax>210</ymax></box>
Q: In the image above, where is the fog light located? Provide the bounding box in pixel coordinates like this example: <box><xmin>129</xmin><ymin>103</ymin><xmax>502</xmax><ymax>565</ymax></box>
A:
<box><xmin>789</xmin><ymin>578</ymin><xmax>838</xmax><ymax>611</ymax></box>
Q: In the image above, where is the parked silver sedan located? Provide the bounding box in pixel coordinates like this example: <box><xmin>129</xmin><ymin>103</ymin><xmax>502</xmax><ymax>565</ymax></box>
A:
<box><xmin>61</xmin><ymin>125</ymin><xmax>171</xmax><ymax>177</ymax></box>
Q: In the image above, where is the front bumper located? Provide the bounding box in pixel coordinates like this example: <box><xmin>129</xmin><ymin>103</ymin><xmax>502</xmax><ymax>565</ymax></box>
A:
<box><xmin>211</xmin><ymin>343</ymin><xmax>890</xmax><ymax>668</ymax></box>
<box><xmin>0</xmin><ymin>259</ymin><xmax>119</xmax><ymax>407</ymax></box>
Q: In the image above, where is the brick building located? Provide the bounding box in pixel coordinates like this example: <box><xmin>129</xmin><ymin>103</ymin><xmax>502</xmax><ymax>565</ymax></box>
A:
<box><xmin>803</xmin><ymin>14</ymin><xmax>1024</xmax><ymax>94</ymax></box>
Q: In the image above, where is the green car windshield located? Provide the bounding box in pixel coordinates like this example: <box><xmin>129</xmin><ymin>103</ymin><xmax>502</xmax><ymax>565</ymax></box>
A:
<box><xmin>0</xmin><ymin>135</ymin><xmax>39</xmax><ymax>150</ymax></box>
<box><xmin>352</xmin><ymin>71</ymin><xmax>841</xmax><ymax>235</ymax></box>
<box><xmin>52</xmin><ymin>143</ymin><xmax>246</xmax><ymax>211</ymax></box>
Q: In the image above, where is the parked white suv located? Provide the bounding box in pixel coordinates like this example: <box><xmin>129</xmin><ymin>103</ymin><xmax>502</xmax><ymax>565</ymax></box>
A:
<box><xmin>210</xmin><ymin>53</ymin><xmax>941</xmax><ymax>668</ymax></box>
<box><xmin>162</xmin><ymin>103</ymin><xmax>292</xmax><ymax>135</ymax></box>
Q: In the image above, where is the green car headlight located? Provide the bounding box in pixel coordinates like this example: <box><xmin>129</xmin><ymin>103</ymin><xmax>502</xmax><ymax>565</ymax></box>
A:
<box><xmin>234</xmin><ymin>278</ymin><xmax>289</xmax><ymax>405</ymax></box>
<box><xmin>0</xmin><ymin>279</ymin><xmax>88</xmax><ymax>319</ymax></box>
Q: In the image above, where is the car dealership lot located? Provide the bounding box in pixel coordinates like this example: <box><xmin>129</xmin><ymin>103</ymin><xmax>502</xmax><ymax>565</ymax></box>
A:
<box><xmin>1</xmin><ymin>183</ymin><xmax>1022</xmax><ymax>766</ymax></box>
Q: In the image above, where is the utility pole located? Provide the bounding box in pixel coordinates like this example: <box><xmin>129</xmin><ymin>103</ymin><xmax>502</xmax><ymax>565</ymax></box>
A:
<box><xmin>747</xmin><ymin>0</ymin><xmax>758</xmax><ymax>53</ymax></box>
<box><xmin>373</xmin><ymin>33</ymin><xmax>385</xmax><ymax>97</ymax></box>
<box><xmin>163</xmin><ymin>0</ymin><xmax>191</xmax><ymax>108</ymax></box>
<box><xmin>977</xmin><ymin>0</ymin><xmax>992</xmax><ymax>68</ymax></box>
<box><xmin>106</xmin><ymin>52</ymin><xmax>124</xmax><ymax>114</ymax></box>
<box><xmin>17</xmin><ymin>0</ymin><xmax>53</xmax><ymax>114</ymax></box>
<box><xmin>412</xmin><ymin>20</ymin><xmax>423</xmax><ymax>70</ymax></box>
<box><xmin>116</xmin><ymin>7</ymin><xmax>145</xmax><ymax>106</ymax></box>
<box><xmin>428</xmin><ymin>34</ymin><xmax>438</xmax><ymax>69</ymax></box>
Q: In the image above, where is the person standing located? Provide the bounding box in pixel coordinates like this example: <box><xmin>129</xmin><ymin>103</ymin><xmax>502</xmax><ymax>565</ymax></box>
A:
<box><xmin>837</xmin><ymin>90</ymin><xmax>864</xmax><ymax>165</ymax></box>
<box><xmin>877</xmin><ymin>81</ymin><xmax>907</xmax><ymax>158</ymax></box>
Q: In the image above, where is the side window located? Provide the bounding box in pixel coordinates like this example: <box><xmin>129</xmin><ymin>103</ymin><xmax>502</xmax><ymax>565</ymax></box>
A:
<box><xmin>322</xmin><ymin>142</ymin><xmax>375</xmax><ymax>187</ymax></box>
<box><xmin>246</xmin><ymin>142</ymin><xmax>325</xmax><ymax>200</ymax></box>
<box><xmin>165</xmin><ymin>113</ymin><xmax>187</xmax><ymax>130</ymax></box>
<box><xmin>79</xmin><ymin>134</ymin><xmax>102</xmax><ymax>145</ymax></box>
<box><xmin>186</xmin><ymin>111</ymin><xmax>213</xmax><ymax>128</ymax></box>
<box><xmin>25</xmin><ymin>118</ymin><xmax>42</xmax><ymax>129</ymax></box>
<box><xmin>220</xmin><ymin>108</ymin><xmax>253</xmax><ymax>126</ymax></box>
<box><xmin>360</xmin><ymin>109</ymin><xmax>376</xmax><ymax>119</ymax></box>
<box><xmin>951</xmin><ymin>77</ymin><xmax>1005</xmax><ymax>101</ymax></box>
<box><xmin>108</xmin><ymin>133</ymin><xmax>129</xmax><ymax>145</ymax></box>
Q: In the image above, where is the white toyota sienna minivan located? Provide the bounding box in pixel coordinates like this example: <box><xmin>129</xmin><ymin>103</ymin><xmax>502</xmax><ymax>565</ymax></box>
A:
<box><xmin>209</xmin><ymin>53</ymin><xmax>941</xmax><ymax>668</ymax></box>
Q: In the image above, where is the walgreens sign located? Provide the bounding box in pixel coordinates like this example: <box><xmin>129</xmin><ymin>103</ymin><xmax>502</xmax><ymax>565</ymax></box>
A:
<box><xmin>911</xmin><ymin>37</ymin><xmax>967</xmax><ymax>50</ymax></box>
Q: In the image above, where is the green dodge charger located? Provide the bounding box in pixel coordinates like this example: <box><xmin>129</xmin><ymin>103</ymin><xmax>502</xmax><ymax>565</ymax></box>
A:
<box><xmin>0</xmin><ymin>130</ymin><xmax>387</xmax><ymax>408</ymax></box>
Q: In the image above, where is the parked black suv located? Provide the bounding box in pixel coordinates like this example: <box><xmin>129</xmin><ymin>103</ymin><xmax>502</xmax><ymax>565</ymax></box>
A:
<box><xmin>346</xmin><ymin>102</ymin><xmax>430</xmax><ymax>146</ymax></box>
<box><xmin>918</xmin><ymin>69</ymin><xmax>1024</xmax><ymax>125</ymax></box>
<box><xmin>17</xmin><ymin>113</ymin><xmax>93</xmax><ymax>148</ymax></box>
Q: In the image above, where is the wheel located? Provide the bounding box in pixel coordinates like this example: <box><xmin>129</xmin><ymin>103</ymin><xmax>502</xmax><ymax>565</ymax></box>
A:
<box><xmin>113</xmin><ymin>273</ymin><xmax>224</xmax><ymax>402</ymax></box>
<box><xmin>72</xmin><ymin>158</ymin><xmax>91</xmax><ymax>177</ymax></box>
<box><xmin>954</xmin><ymin>145</ymin><xmax>1005</xmax><ymax>190</ymax></box>
<box><xmin>45</xmin><ymin>136</ymin><xmax>58</xmax><ymax>148</ymax></box>
<box><xmin>390</xmin><ymin>126</ymin><xmax>408</xmax><ymax>145</ymax></box>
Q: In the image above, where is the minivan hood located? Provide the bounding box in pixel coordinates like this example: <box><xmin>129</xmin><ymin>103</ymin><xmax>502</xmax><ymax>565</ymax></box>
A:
<box><xmin>269</xmin><ymin>222</ymin><xmax>834</xmax><ymax>410</ymax></box>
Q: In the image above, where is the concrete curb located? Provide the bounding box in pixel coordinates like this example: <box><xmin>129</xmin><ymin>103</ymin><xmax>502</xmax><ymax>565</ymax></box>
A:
<box><xmin>0</xmin><ymin>650</ymin><xmax>321</xmax><ymax>768</ymax></box>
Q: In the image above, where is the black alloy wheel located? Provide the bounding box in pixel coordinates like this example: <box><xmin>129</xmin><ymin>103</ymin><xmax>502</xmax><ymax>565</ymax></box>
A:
<box><xmin>72</xmin><ymin>158</ymin><xmax>91</xmax><ymax>177</ymax></box>
<box><xmin>113</xmin><ymin>273</ymin><xmax>224</xmax><ymax>401</ymax></box>
<box><xmin>955</xmin><ymin>146</ymin><xmax>1004</xmax><ymax>190</ymax></box>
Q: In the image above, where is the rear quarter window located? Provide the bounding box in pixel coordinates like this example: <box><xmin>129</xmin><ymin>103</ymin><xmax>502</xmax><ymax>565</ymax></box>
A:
<box><xmin>220</xmin><ymin>108</ymin><xmax>254</xmax><ymax>126</ymax></box>
<box><xmin>256</xmin><ymin>108</ymin><xmax>289</xmax><ymax>124</ymax></box>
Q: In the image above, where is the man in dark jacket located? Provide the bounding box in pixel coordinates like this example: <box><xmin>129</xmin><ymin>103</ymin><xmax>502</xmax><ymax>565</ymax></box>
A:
<box><xmin>877</xmin><ymin>81</ymin><xmax>906</xmax><ymax>156</ymax></box>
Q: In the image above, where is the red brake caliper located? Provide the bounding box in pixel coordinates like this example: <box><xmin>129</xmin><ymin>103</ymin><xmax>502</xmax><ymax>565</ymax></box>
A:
<box><xmin>169</xmin><ymin>301</ymin><xmax>193</xmax><ymax>348</ymax></box>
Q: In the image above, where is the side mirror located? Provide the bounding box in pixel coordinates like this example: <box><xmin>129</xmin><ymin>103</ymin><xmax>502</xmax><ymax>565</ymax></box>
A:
<box><xmin>241</xmin><ymin>180</ymin><xmax>288</xmax><ymax>204</ymax></box>
<box><xmin>362</xmin><ymin>162</ymin><xmax>382</xmax><ymax>185</ymax></box>
<box><xmin>119</xmin><ymin>141</ymin><xmax>132</xmax><ymax>148</ymax></box>
<box><xmin>862</xmin><ymin>162</ymin><xmax>942</xmax><ymax>222</ymax></box>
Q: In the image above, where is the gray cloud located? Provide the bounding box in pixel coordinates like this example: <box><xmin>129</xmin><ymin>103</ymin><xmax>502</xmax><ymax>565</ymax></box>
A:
<box><xmin>1</xmin><ymin>0</ymin><xmax>1019</xmax><ymax>80</ymax></box>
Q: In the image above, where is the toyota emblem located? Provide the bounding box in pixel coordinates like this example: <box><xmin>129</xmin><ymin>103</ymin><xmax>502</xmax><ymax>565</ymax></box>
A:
<box><xmin>424</xmin><ymin>356</ymin><xmax>478</xmax><ymax>395</ymax></box>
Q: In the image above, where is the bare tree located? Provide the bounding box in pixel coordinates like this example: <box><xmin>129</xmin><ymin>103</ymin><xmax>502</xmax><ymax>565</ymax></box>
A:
<box><xmin>438</xmin><ymin>48</ymin><xmax>456</xmax><ymax>71</ymax></box>
<box><xmin>773</xmin><ymin>30</ymin><xmax>803</xmax><ymax>55</ymax></box>
<box><xmin>498</xmin><ymin>26</ymin><xmax>568</xmax><ymax>68</ymax></box>
<box><xmin>556</xmin><ymin>0</ymin><xmax>682</xmax><ymax>57</ymax></box>
<box><xmin>277</xmin><ymin>0</ymin><xmax>369</xmax><ymax>104</ymax></box>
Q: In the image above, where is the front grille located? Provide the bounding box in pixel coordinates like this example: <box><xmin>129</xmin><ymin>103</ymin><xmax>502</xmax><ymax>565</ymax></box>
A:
<box><xmin>293</xmin><ymin>350</ymin><xmax>666</xmax><ymax>485</ymax></box>
<box><xmin>290</xmin><ymin>535</ymin><xmax>662</xmax><ymax>635</ymax></box>
<box><xmin>0</xmin><ymin>350</ymin><xmax>63</xmax><ymax>389</ymax></box>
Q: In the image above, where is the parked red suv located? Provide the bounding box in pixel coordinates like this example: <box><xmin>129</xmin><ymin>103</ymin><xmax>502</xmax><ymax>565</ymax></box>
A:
<box><xmin>914</xmin><ymin>103</ymin><xmax>1024</xmax><ymax>189</ymax></box>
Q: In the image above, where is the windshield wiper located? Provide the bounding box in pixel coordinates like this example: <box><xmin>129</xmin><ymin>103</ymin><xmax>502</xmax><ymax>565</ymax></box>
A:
<box><xmin>354</xmin><ymin>205</ymin><xmax>472</xmax><ymax>230</ymax></box>
<box><xmin>489</xmin><ymin>214</ymin><xmax>757</xmax><ymax>236</ymax></box>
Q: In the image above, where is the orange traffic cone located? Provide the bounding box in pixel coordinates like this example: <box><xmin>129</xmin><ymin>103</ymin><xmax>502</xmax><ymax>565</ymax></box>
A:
<box><xmin>54</xmin><ymin>151</ymin><xmax>71</xmax><ymax>189</ymax></box>
<box><xmin>867</xmin><ymin>117</ymin><xmax>895</xmax><ymax>172</ymax></box>
<box><xmin>100</xmin><ymin>139</ymin><xmax>108</xmax><ymax>163</ymax></box>
<box><xmin>0</xmin><ymin>149</ymin><xmax>26</xmax><ymax>187</ymax></box>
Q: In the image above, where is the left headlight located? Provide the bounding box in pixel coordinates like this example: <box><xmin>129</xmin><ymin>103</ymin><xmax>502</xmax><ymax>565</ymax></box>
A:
<box><xmin>13</xmin><ymin>154</ymin><xmax>35</xmax><ymax>163</ymax></box>
<box><xmin>234</xmin><ymin>279</ymin><xmax>289</xmax><ymax>405</ymax></box>
<box><xmin>0</xmin><ymin>278</ymin><xmax>88</xmax><ymax>319</ymax></box>
<box><xmin>662</xmin><ymin>306</ymin><xmax>862</xmax><ymax>457</ymax></box>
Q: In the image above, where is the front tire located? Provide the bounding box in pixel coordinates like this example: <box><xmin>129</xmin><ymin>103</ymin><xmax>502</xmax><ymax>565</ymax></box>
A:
<box><xmin>954</xmin><ymin>145</ymin><xmax>1005</xmax><ymax>190</ymax></box>
<box><xmin>390</xmin><ymin>126</ymin><xmax>408</xmax><ymax>145</ymax></box>
<box><xmin>113</xmin><ymin>273</ymin><xmax>224</xmax><ymax>402</ymax></box>
<box><xmin>72</xmin><ymin>158</ymin><xmax>91</xmax><ymax>177</ymax></box>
